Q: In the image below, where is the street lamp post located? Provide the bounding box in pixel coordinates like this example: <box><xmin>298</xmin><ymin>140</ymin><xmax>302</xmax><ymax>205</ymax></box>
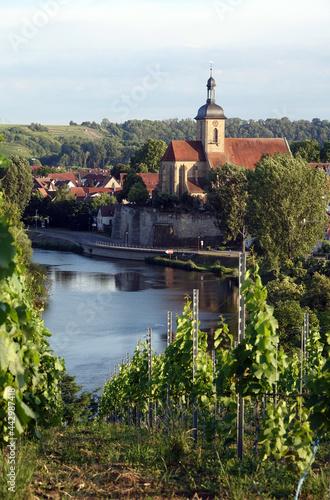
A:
<box><xmin>125</xmin><ymin>231</ymin><xmax>128</xmax><ymax>247</ymax></box>
<box><xmin>34</xmin><ymin>209</ymin><xmax>38</xmax><ymax>231</ymax></box>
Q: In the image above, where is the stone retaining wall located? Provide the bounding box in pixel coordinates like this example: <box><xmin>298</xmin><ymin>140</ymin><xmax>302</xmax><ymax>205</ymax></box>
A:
<box><xmin>112</xmin><ymin>206</ymin><xmax>222</xmax><ymax>248</ymax></box>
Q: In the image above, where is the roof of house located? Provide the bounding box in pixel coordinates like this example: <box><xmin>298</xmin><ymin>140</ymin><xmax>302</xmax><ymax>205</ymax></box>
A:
<box><xmin>49</xmin><ymin>172</ymin><xmax>77</xmax><ymax>185</ymax></box>
<box><xmin>37</xmin><ymin>187</ymin><xmax>48</xmax><ymax>197</ymax></box>
<box><xmin>120</xmin><ymin>173</ymin><xmax>159</xmax><ymax>194</ymax></box>
<box><xmin>309</xmin><ymin>163</ymin><xmax>330</xmax><ymax>170</ymax></box>
<box><xmin>186</xmin><ymin>179</ymin><xmax>206</xmax><ymax>194</ymax></box>
<box><xmin>98</xmin><ymin>205</ymin><xmax>116</xmax><ymax>217</ymax></box>
<box><xmin>162</xmin><ymin>140</ymin><xmax>206</xmax><ymax>162</ymax></box>
<box><xmin>70</xmin><ymin>187</ymin><xmax>86</xmax><ymax>199</ymax></box>
<box><xmin>33</xmin><ymin>177</ymin><xmax>55</xmax><ymax>189</ymax></box>
<box><xmin>208</xmin><ymin>138</ymin><xmax>291</xmax><ymax>170</ymax></box>
<box><xmin>83</xmin><ymin>187</ymin><xmax>116</xmax><ymax>196</ymax></box>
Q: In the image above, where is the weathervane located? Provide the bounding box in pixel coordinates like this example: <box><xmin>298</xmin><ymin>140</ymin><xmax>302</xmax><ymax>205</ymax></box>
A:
<box><xmin>209</xmin><ymin>60</ymin><xmax>213</xmax><ymax>76</ymax></box>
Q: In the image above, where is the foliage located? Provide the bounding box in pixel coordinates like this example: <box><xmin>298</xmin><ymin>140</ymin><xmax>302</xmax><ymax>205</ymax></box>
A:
<box><xmin>0</xmin><ymin>193</ymin><xmax>64</xmax><ymax>445</ymax></box>
<box><xmin>290</xmin><ymin>139</ymin><xmax>322</xmax><ymax>162</ymax></box>
<box><xmin>205</xmin><ymin>163</ymin><xmax>248</xmax><ymax>250</ymax></box>
<box><xmin>0</xmin><ymin>155</ymin><xmax>33</xmax><ymax>213</ymax></box>
<box><xmin>129</xmin><ymin>138</ymin><xmax>167</xmax><ymax>173</ymax></box>
<box><xmin>116</xmin><ymin>169</ymin><xmax>149</xmax><ymax>204</ymax></box>
<box><xmin>273</xmin><ymin>300</ymin><xmax>318</xmax><ymax>350</ymax></box>
<box><xmin>153</xmin><ymin>192</ymin><xmax>179</xmax><ymax>210</ymax></box>
<box><xmin>127</xmin><ymin>182</ymin><xmax>150</xmax><ymax>205</ymax></box>
<box><xmin>247</xmin><ymin>153</ymin><xmax>329</xmax><ymax>270</ymax></box>
<box><xmin>86</xmin><ymin>192</ymin><xmax>115</xmax><ymax>216</ymax></box>
<box><xmin>99</xmin><ymin>265</ymin><xmax>330</xmax><ymax>473</ymax></box>
<box><xmin>28</xmin><ymin>123</ymin><xmax>49</xmax><ymax>133</ymax></box>
<box><xmin>59</xmin><ymin>373</ymin><xmax>100</xmax><ymax>425</ymax></box>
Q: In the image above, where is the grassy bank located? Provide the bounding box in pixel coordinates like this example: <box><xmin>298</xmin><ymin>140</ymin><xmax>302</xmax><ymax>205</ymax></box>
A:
<box><xmin>2</xmin><ymin>422</ymin><xmax>328</xmax><ymax>499</ymax></box>
<box><xmin>146</xmin><ymin>253</ymin><xmax>239</xmax><ymax>277</ymax></box>
<box><xmin>31</xmin><ymin>239</ymin><xmax>83</xmax><ymax>254</ymax></box>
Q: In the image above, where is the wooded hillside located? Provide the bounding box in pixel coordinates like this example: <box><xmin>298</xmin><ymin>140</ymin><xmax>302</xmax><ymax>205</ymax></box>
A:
<box><xmin>1</xmin><ymin>116</ymin><xmax>330</xmax><ymax>169</ymax></box>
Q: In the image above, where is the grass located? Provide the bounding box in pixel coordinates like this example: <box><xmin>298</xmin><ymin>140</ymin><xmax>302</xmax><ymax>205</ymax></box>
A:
<box><xmin>146</xmin><ymin>254</ymin><xmax>238</xmax><ymax>277</ymax></box>
<box><xmin>31</xmin><ymin>240</ymin><xmax>83</xmax><ymax>254</ymax></box>
<box><xmin>2</xmin><ymin>421</ymin><xmax>328</xmax><ymax>499</ymax></box>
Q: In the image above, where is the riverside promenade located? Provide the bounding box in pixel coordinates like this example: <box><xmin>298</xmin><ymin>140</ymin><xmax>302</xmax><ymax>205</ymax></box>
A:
<box><xmin>30</xmin><ymin>228</ymin><xmax>241</xmax><ymax>262</ymax></box>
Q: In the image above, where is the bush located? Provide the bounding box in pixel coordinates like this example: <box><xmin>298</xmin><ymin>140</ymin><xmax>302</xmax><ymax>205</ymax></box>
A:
<box><xmin>320</xmin><ymin>240</ymin><xmax>330</xmax><ymax>254</ymax></box>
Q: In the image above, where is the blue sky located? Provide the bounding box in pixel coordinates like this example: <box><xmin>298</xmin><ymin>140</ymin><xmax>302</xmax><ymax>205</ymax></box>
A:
<box><xmin>1</xmin><ymin>0</ymin><xmax>330</xmax><ymax>125</ymax></box>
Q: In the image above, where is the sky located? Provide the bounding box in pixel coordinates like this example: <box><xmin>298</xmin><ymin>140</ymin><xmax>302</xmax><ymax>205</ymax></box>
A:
<box><xmin>0</xmin><ymin>0</ymin><xmax>330</xmax><ymax>125</ymax></box>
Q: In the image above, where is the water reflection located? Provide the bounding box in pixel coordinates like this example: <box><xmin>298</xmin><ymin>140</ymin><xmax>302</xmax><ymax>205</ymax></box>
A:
<box><xmin>33</xmin><ymin>249</ymin><xmax>238</xmax><ymax>392</ymax></box>
<box><xmin>114</xmin><ymin>272</ymin><xmax>149</xmax><ymax>292</ymax></box>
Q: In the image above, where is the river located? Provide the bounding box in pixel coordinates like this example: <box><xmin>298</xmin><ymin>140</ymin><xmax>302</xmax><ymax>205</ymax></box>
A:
<box><xmin>32</xmin><ymin>249</ymin><xmax>238</xmax><ymax>392</ymax></box>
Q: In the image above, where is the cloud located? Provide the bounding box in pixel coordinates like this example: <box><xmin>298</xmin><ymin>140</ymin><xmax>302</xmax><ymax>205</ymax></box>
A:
<box><xmin>0</xmin><ymin>0</ymin><xmax>330</xmax><ymax>124</ymax></box>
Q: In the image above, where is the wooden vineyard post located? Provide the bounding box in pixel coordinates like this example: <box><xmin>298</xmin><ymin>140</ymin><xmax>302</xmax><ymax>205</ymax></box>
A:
<box><xmin>148</xmin><ymin>328</ymin><xmax>153</xmax><ymax>428</ymax></box>
<box><xmin>212</xmin><ymin>349</ymin><xmax>217</xmax><ymax>448</ymax></box>
<box><xmin>167</xmin><ymin>311</ymin><xmax>172</xmax><ymax>415</ymax></box>
<box><xmin>126</xmin><ymin>352</ymin><xmax>131</xmax><ymax>425</ymax></box>
<box><xmin>237</xmin><ymin>253</ymin><xmax>246</xmax><ymax>460</ymax></box>
<box><xmin>193</xmin><ymin>289</ymin><xmax>199</xmax><ymax>443</ymax></box>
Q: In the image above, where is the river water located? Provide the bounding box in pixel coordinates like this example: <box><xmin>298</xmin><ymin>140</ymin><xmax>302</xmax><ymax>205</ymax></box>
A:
<box><xmin>32</xmin><ymin>249</ymin><xmax>238</xmax><ymax>392</ymax></box>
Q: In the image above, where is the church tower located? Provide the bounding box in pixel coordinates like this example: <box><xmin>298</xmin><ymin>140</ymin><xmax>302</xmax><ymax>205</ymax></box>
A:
<box><xmin>195</xmin><ymin>65</ymin><xmax>226</xmax><ymax>154</ymax></box>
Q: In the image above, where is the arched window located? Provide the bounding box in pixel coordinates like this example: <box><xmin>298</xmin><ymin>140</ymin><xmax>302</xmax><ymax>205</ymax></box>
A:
<box><xmin>213</xmin><ymin>128</ymin><xmax>218</xmax><ymax>143</ymax></box>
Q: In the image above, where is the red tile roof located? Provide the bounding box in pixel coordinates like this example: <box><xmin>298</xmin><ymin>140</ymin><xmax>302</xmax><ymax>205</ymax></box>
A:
<box><xmin>84</xmin><ymin>187</ymin><xmax>115</xmax><ymax>195</ymax></box>
<box><xmin>162</xmin><ymin>141</ymin><xmax>206</xmax><ymax>162</ymax></box>
<box><xmin>138</xmin><ymin>173</ymin><xmax>159</xmax><ymax>193</ymax></box>
<box><xmin>49</xmin><ymin>172</ymin><xmax>77</xmax><ymax>185</ymax></box>
<box><xmin>309</xmin><ymin>163</ymin><xmax>330</xmax><ymax>170</ymax></box>
<box><xmin>120</xmin><ymin>173</ymin><xmax>159</xmax><ymax>194</ymax></box>
<box><xmin>70</xmin><ymin>187</ymin><xmax>86</xmax><ymax>199</ymax></box>
<box><xmin>187</xmin><ymin>179</ymin><xmax>205</xmax><ymax>194</ymax></box>
<box><xmin>37</xmin><ymin>188</ymin><xmax>48</xmax><ymax>197</ymax></box>
<box><xmin>99</xmin><ymin>205</ymin><xmax>116</xmax><ymax>217</ymax></box>
<box><xmin>208</xmin><ymin>138</ymin><xmax>291</xmax><ymax>170</ymax></box>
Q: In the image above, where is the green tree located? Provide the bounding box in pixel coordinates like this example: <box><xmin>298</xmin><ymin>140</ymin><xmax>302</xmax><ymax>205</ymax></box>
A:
<box><xmin>127</xmin><ymin>182</ymin><xmax>150</xmax><ymax>205</ymax></box>
<box><xmin>273</xmin><ymin>300</ymin><xmax>318</xmax><ymax>351</ymax></box>
<box><xmin>116</xmin><ymin>170</ymin><xmax>148</xmax><ymax>203</ymax></box>
<box><xmin>110</xmin><ymin>163</ymin><xmax>130</xmax><ymax>180</ymax></box>
<box><xmin>87</xmin><ymin>193</ymin><xmax>115</xmax><ymax>216</ymax></box>
<box><xmin>205</xmin><ymin>163</ymin><xmax>248</xmax><ymax>251</ymax></box>
<box><xmin>290</xmin><ymin>140</ymin><xmax>321</xmax><ymax>162</ymax></box>
<box><xmin>153</xmin><ymin>192</ymin><xmax>179</xmax><ymax>210</ymax></box>
<box><xmin>0</xmin><ymin>155</ymin><xmax>33</xmax><ymax>213</ymax></box>
<box><xmin>247</xmin><ymin>153</ymin><xmax>329</xmax><ymax>270</ymax></box>
<box><xmin>129</xmin><ymin>138</ymin><xmax>167</xmax><ymax>173</ymax></box>
<box><xmin>321</xmin><ymin>141</ymin><xmax>330</xmax><ymax>162</ymax></box>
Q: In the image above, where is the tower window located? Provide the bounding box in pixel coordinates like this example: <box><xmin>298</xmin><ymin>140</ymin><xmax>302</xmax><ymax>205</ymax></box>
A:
<box><xmin>213</xmin><ymin>128</ymin><xmax>218</xmax><ymax>143</ymax></box>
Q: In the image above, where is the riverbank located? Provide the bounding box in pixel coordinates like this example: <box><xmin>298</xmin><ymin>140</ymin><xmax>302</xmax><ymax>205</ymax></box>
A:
<box><xmin>146</xmin><ymin>254</ymin><xmax>239</xmax><ymax>277</ymax></box>
<box><xmin>28</xmin><ymin>229</ymin><xmax>241</xmax><ymax>273</ymax></box>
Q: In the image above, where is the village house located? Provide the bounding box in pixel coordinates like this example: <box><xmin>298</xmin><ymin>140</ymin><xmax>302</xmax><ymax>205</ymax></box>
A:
<box><xmin>96</xmin><ymin>205</ymin><xmax>116</xmax><ymax>233</ymax></box>
<box><xmin>158</xmin><ymin>69</ymin><xmax>291</xmax><ymax>201</ymax></box>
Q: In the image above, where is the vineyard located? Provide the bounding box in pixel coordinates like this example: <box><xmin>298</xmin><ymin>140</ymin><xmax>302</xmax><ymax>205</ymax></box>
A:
<box><xmin>99</xmin><ymin>260</ymin><xmax>330</xmax><ymax>497</ymax></box>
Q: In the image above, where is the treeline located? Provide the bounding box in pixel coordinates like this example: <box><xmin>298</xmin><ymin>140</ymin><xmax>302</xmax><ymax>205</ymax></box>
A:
<box><xmin>2</xmin><ymin>117</ymin><xmax>330</xmax><ymax>169</ymax></box>
<box><xmin>225</xmin><ymin>117</ymin><xmax>330</xmax><ymax>144</ymax></box>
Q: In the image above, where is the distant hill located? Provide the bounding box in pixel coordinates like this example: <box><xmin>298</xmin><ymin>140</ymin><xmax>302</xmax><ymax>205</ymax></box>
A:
<box><xmin>1</xmin><ymin>117</ymin><xmax>330</xmax><ymax>169</ymax></box>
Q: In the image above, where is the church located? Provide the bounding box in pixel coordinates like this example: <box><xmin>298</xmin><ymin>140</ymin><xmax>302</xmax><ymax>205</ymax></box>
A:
<box><xmin>158</xmin><ymin>69</ymin><xmax>291</xmax><ymax>200</ymax></box>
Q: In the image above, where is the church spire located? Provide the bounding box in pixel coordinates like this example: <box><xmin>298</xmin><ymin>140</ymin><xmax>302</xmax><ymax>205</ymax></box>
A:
<box><xmin>207</xmin><ymin>61</ymin><xmax>216</xmax><ymax>103</ymax></box>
